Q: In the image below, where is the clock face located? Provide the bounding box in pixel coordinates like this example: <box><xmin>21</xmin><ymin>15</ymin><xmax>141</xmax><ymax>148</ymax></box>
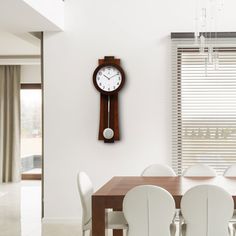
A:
<box><xmin>96</xmin><ymin>66</ymin><xmax>122</xmax><ymax>92</ymax></box>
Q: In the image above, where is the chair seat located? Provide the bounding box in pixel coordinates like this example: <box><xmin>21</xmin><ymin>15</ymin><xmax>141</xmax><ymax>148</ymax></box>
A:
<box><xmin>83</xmin><ymin>211</ymin><xmax>128</xmax><ymax>231</ymax></box>
<box><xmin>106</xmin><ymin>211</ymin><xmax>128</xmax><ymax>229</ymax></box>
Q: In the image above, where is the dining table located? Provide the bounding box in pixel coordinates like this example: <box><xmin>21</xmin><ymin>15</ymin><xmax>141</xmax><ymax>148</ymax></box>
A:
<box><xmin>92</xmin><ymin>176</ymin><xmax>236</xmax><ymax>236</ymax></box>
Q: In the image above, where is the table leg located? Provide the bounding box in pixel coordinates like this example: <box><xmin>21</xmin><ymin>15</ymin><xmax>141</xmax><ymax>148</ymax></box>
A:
<box><xmin>112</xmin><ymin>207</ymin><xmax>123</xmax><ymax>236</ymax></box>
<box><xmin>92</xmin><ymin>196</ymin><xmax>105</xmax><ymax>236</ymax></box>
<box><xmin>113</xmin><ymin>229</ymin><xmax>123</xmax><ymax>236</ymax></box>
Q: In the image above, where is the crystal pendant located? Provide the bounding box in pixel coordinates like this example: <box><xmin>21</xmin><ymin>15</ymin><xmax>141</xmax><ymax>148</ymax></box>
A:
<box><xmin>200</xmin><ymin>35</ymin><xmax>205</xmax><ymax>54</ymax></box>
<box><xmin>208</xmin><ymin>45</ymin><xmax>213</xmax><ymax>64</ymax></box>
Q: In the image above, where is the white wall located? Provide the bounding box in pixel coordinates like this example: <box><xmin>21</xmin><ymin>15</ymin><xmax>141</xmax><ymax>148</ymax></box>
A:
<box><xmin>44</xmin><ymin>0</ymin><xmax>236</xmax><ymax>220</ymax></box>
<box><xmin>21</xmin><ymin>65</ymin><xmax>41</xmax><ymax>83</ymax></box>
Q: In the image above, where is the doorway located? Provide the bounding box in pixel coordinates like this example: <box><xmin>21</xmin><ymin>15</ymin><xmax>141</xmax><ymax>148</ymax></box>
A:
<box><xmin>21</xmin><ymin>83</ymin><xmax>42</xmax><ymax>180</ymax></box>
<box><xmin>0</xmin><ymin>31</ymin><xmax>43</xmax><ymax>236</ymax></box>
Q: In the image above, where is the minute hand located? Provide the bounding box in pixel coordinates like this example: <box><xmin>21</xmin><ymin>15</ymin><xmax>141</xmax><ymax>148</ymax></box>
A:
<box><xmin>109</xmin><ymin>73</ymin><xmax>119</xmax><ymax>79</ymax></box>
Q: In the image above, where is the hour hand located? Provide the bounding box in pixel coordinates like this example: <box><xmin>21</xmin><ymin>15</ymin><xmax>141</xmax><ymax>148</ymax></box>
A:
<box><xmin>103</xmin><ymin>74</ymin><xmax>110</xmax><ymax>79</ymax></box>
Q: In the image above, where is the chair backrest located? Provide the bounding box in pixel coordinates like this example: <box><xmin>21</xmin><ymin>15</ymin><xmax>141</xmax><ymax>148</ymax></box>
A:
<box><xmin>141</xmin><ymin>164</ymin><xmax>176</xmax><ymax>176</ymax></box>
<box><xmin>123</xmin><ymin>185</ymin><xmax>175</xmax><ymax>236</ymax></box>
<box><xmin>77</xmin><ymin>171</ymin><xmax>93</xmax><ymax>225</ymax></box>
<box><xmin>183</xmin><ymin>164</ymin><xmax>217</xmax><ymax>177</ymax></box>
<box><xmin>181</xmin><ymin>185</ymin><xmax>234</xmax><ymax>236</ymax></box>
<box><xmin>224</xmin><ymin>165</ymin><xmax>236</xmax><ymax>177</ymax></box>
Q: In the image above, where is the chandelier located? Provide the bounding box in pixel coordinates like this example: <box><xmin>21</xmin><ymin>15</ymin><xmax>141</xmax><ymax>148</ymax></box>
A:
<box><xmin>194</xmin><ymin>0</ymin><xmax>224</xmax><ymax>67</ymax></box>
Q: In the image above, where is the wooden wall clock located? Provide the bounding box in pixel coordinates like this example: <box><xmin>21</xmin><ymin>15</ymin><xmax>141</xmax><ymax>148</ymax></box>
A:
<box><xmin>93</xmin><ymin>56</ymin><xmax>125</xmax><ymax>143</ymax></box>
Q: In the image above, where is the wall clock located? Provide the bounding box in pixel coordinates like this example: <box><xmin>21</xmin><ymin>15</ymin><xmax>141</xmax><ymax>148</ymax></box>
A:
<box><xmin>93</xmin><ymin>56</ymin><xmax>125</xmax><ymax>143</ymax></box>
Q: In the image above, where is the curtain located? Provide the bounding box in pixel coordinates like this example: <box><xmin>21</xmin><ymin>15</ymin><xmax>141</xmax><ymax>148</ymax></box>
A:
<box><xmin>0</xmin><ymin>65</ymin><xmax>21</xmax><ymax>182</ymax></box>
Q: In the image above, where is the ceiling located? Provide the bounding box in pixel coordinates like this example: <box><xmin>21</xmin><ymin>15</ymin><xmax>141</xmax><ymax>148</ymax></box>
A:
<box><xmin>0</xmin><ymin>31</ymin><xmax>40</xmax><ymax>55</ymax></box>
<box><xmin>0</xmin><ymin>0</ymin><xmax>64</xmax><ymax>32</ymax></box>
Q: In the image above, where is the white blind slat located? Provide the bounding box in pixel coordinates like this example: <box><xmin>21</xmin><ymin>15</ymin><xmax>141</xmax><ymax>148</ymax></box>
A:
<box><xmin>172</xmin><ymin>37</ymin><xmax>236</xmax><ymax>175</ymax></box>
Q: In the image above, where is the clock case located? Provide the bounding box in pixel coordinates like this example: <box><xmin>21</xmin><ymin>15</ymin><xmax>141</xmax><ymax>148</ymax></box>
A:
<box><xmin>93</xmin><ymin>56</ymin><xmax>125</xmax><ymax>143</ymax></box>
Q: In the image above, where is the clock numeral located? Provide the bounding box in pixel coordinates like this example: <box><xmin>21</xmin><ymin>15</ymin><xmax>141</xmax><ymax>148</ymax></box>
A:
<box><xmin>103</xmin><ymin>86</ymin><xmax>105</xmax><ymax>89</ymax></box>
<box><xmin>117</xmin><ymin>82</ymin><xmax>119</xmax><ymax>85</ymax></box>
<box><xmin>118</xmin><ymin>77</ymin><xmax>121</xmax><ymax>80</ymax></box>
<box><xmin>113</xmin><ymin>86</ymin><xmax>116</xmax><ymax>89</ymax></box>
<box><xmin>108</xmin><ymin>88</ymin><xmax>110</xmax><ymax>91</ymax></box>
<box><xmin>99</xmin><ymin>72</ymin><xmax>102</xmax><ymax>75</ymax></box>
<box><xmin>99</xmin><ymin>83</ymin><xmax>102</xmax><ymax>86</ymax></box>
<box><xmin>97</xmin><ymin>77</ymin><xmax>100</xmax><ymax>80</ymax></box>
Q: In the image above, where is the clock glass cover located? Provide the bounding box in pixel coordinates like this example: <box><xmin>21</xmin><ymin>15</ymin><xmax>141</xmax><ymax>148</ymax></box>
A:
<box><xmin>96</xmin><ymin>66</ymin><xmax>122</xmax><ymax>92</ymax></box>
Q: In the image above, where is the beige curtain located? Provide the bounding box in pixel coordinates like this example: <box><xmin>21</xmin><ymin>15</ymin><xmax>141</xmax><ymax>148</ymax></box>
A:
<box><xmin>0</xmin><ymin>65</ymin><xmax>21</xmax><ymax>183</ymax></box>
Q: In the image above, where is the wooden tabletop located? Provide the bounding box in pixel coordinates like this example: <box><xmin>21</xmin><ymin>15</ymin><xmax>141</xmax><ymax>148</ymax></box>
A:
<box><xmin>94</xmin><ymin>176</ymin><xmax>236</xmax><ymax>207</ymax></box>
<box><xmin>92</xmin><ymin>176</ymin><xmax>236</xmax><ymax>236</ymax></box>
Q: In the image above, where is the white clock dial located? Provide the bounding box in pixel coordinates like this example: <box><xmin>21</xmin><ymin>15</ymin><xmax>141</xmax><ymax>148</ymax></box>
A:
<box><xmin>96</xmin><ymin>66</ymin><xmax>122</xmax><ymax>92</ymax></box>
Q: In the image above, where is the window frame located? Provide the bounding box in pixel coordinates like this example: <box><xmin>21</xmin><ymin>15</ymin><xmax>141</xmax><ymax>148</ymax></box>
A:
<box><xmin>172</xmin><ymin>32</ymin><xmax>236</xmax><ymax>175</ymax></box>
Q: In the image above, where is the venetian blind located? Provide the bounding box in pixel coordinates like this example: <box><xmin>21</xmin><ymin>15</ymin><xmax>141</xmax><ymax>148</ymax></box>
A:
<box><xmin>172</xmin><ymin>35</ymin><xmax>236</xmax><ymax>175</ymax></box>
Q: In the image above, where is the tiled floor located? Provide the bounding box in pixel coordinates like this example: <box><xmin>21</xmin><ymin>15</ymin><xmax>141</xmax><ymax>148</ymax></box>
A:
<box><xmin>0</xmin><ymin>181</ymin><xmax>125</xmax><ymax>236</ymax></box>
<box><xmin>0</xmin><ymin>182</ymin><xmax>184</xmax><ymax>236</ymax></box>
<box><xmin>23</xmin><ymin>168</ymin><xmax>42</xmax><ymax>174</ymax></box>
<box><xmin>0</xmin><ymin>181</ymin><xmax>41</xmax><ymax>236</ymax></box>
<box><xmin>42</xmin><ymin>222</ymin><xmax>81</xmax><ymax>236</ymax></box>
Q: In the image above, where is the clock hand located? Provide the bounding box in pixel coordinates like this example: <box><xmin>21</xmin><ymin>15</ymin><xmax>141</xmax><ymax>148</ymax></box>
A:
<box><xmin>109</xmin><ymin>73</ymin><xmax>119</xmax><ymax>79</ymax></box>
<box><xmin>103</xmin><ymin>74</ymin><xmax>110</xmax><ymax>80</ymax></box>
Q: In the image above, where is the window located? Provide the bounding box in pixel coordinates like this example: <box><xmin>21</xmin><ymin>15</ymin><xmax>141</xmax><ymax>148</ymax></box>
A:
<box><xmin>172</xmin><ymin>33</ymin><xmax>236</xmax><ymax>175</ymax></box>
<box><xmin>20</xmin><ymin>84</ymin><xmax>42</xmax><ymax>179</ymax></box>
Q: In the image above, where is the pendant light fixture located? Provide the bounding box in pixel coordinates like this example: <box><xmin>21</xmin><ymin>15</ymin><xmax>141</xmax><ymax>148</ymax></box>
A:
<box><xmin>194</xmin><ymin>0</ymin><xmax>224</xmax><ymax>69</ymax></box>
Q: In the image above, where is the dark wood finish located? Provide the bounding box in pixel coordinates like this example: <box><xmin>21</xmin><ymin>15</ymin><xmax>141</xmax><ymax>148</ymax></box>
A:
<box><xmin>22</xmin><ymin>173</ymin><xmax>41</xmax><ymax>180</ymax></box>
<box><xmin>92</xmin><ymin>176</ymin><xmax>236</xmax><ymax>236</ymax></box>
<box><xmin>21</xmin><ymin>83</ymin><xmax>41</xmax><ymax>89</ymax></box>
<box><xmin>171</xmin><ymin>32</ymin><xmax>236</xmax><ymax>39</ymax></box>
<box><xmin>112</xmin><ymin>206</ymin><xmax>123</xmax><ymax>236</ymax></box>
<box><xmin>110</xmin><ymin>93</ymin><xmax>119</xmax><ymax>140</ymax></box>
<box><xmin>92</xmin><ymin>196</ymin><xmax>106</xmax><ymax>236</ymax></box>
<box><xmin>98</xmin><ymin>94</ymin><xmax>120</xmax><ymax>142</ymax></box>
<box><xmin>113</xmin><ymin>229</ymin><xmax>123</xmax><ymax>236</ymax></box>
<box><xmin>94</xmin><ymin>56</ymin><xmax>125</xmax><ymax>143</ymax></box>
<box><xmin>100</xmin><ymin>56</ymin><xmax>120</xmax><ymax>65</ymax></box>
<box><xmin>99</xmin><ymin>94</ymin><xmax>108</xmax><ymax>140</ymax></box>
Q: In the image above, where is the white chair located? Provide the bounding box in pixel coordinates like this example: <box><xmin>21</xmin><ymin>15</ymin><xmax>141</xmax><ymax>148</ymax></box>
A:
<box><xmin>224</xmin><ymin>165</ymin><xmax>236</xmax><ymax>235</ymax></box>
<box><xmin>183</xmin><ymin>164</ymin><xmax>217</xmax><ymax>177</ymax></box>
<box><xmin>123</xmin><ymin>185</ymin><xmax>176</xmax><ymax>236</ymax></box>
<box><xmin>141</xmin><ymin>164</ymin><xmax>178</xmax><ymax>232</ymax></box>
<box><xmin>181</xmin><ymin>164</ymin><xmax>217</xmax><ymax>235</ymax></box>
<box><xmin>224</xmin><ymin>165</ymin><xmax>236</xmax><ymax>177</ymax></box>
<box><xmin>77</xmin><ymin>172</ymin><xmax>128</xmax><ymax>236</ymax></box>
<box><xmin>141</xmin><ymin>164</ymin><xmax>177</xmax><ymax>176</ymax></box>
<box><xmin>181</xmin><ymin>185</ymin><xmax>234</xmax><ymax>236</ymax></box>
